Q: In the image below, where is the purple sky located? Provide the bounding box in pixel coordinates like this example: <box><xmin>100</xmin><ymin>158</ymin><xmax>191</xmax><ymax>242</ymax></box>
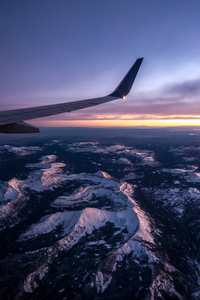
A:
<box><xmin>1</xmin><ymin>1</ymin><xmax>200</xmax><ymax>125</ymax></box>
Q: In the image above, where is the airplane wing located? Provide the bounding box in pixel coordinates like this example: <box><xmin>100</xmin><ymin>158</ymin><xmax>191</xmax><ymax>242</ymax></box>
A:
<box><xmin>0</xmin><ymin>58</ymin><xmax>143</xmax><ymax>133</ymax></box>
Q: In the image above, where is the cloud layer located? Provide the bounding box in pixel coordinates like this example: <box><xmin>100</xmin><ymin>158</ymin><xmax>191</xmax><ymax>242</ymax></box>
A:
<box><xmin>38</xmin><ymin>78</ymin><xmax>200</xmax><ymax>122</ymax></box>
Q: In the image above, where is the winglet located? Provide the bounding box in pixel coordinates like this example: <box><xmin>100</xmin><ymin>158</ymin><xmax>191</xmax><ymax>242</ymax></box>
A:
<box><xmin>109</xmin><ymin>58</ymin><xmax>143</xmax><ymax>98</ymax></box>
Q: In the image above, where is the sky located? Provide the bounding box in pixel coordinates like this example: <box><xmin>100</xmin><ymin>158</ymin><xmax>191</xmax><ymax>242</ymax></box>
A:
<box><xmin>1</xmin><ymin>0</ymin><xmax>200</xmax><ymax>127</ymax></box>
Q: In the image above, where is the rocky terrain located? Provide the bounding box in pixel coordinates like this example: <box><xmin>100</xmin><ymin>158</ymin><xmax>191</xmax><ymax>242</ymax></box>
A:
<box><xmin>0</xmin><ymin>134</ymin><xmax>200</xmax><ymax>299</ymax></box>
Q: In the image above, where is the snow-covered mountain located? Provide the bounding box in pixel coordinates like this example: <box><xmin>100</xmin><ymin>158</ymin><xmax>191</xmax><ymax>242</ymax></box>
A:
<box><xmin>0</xmin><ymin>139</ymin><xmax>200</xmax><ymax>299</ymax></box>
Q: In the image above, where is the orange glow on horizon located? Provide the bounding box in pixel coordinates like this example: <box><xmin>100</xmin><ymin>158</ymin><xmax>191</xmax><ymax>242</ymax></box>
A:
<box><xmin>31</xmin><ymin>118</ymin><xmax>200</xmax><ymax>128</ymax></box>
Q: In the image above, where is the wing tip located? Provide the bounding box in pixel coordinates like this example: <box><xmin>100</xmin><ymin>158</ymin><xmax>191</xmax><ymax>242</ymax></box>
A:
<box><xmin>109</xmin><ymin>57</ymin><xmax>144</xmax><ymax>98</ymax></box>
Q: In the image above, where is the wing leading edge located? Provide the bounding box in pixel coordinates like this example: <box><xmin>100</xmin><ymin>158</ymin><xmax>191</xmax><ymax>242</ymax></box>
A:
<box><xmin>0</xmin><ymin>58</ymin><xmax>143</xmax><ymax>133</ymax></box>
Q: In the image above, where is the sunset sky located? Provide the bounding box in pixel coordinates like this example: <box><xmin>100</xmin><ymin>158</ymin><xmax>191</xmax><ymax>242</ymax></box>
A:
<box><xmin>1</xmin><ymin>0</ymin><xmax>200</xmax><ymax>127</ymax></box>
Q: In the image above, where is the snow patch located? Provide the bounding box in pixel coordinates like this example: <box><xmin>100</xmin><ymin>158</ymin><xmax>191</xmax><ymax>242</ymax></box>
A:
<box><xmin>95</xmin><ymin>271</ymin><xmax>112</xmax><ymax>293</ymax></box>
<box><xmin>19</xmin><ymin>211</ymin><xmax>81</xmax><ymax>241</ymax></box>
<box><xmin>66</xmin><ymin>143</ymin><xmax>158</xmax><ymax>166</ymax></box>
<box><xmin>0</xmin><ymin>145</ymin><xmax>42</xmax><ymax>156</ymax></box>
